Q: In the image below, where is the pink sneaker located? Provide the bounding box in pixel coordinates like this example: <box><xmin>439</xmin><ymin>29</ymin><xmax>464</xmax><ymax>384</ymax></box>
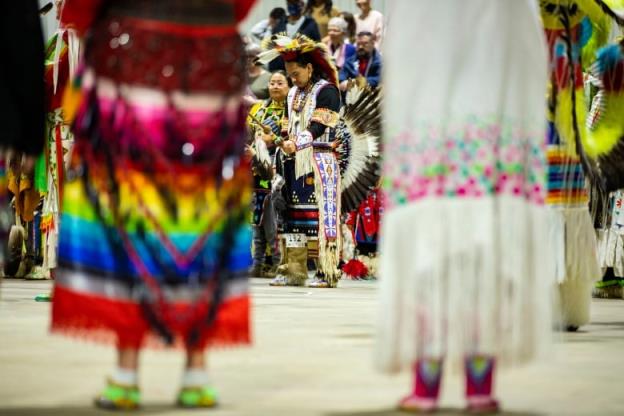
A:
<box><xmin>466</xmin><ymin>396</ymin><xmax>500</xmax><ymax>414</ymax></box>
<box><xmin>398</xmin><ymin>394</ymin><xmax>438</xmax><ymax>413</ymax></box>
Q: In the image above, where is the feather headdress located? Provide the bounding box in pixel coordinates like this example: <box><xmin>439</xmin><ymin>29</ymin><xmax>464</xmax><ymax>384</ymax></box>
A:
<box><xmin>257</xmin><ymin>33</ymin><xmax>339</xmax><ymax>86</ymax></box>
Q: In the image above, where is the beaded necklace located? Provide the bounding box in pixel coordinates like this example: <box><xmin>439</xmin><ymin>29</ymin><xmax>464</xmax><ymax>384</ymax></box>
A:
<box><xmin>292</xmin><ymin>82</ymin><xmax>314</xmax><ymax>113</ymax></box>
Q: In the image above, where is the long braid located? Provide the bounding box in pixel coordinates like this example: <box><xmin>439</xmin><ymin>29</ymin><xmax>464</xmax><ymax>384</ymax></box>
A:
<box><xmin>560</xmin><ymin>5</ymin><xmax>607</xmax><ymax>193</ymax></box>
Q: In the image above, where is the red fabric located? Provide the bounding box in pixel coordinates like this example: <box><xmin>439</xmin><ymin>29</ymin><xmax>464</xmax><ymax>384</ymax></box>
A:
<box><xmin>465</xmin><ymin>356</ymin><xmax>495</xmax><ymax>397</ymax></box>
<box><xmin>341</xmin><ymin>258</ymin><xmax>368</xmax><ymax>279</ymax></box>
<box><xmin>290</xmin><ymin>210</ymin><xmax>319</xmax><ymax>219</ymax></box>
<box><xmin>343</xmin><ymin>211</ymin><xmax>356</xmax><ymax>244</ymax></box>
<box><xmin>352</xmin><ymin>188</ymin><xmax>382</xmax><ymax>244</ymax></box>
<box><xmin>313</xmin><ymin>49</ymin><xmax>339</xmax><ymax>86</ymax></box>
<box><xmin>235</xmin><ymin>0</ymin><xmax>256</xmax><ymax>23</ymax></box>
<box><xmin>61</xmin><ymin>0</ymin><xmax>256</xmax><ymax>34</ymax></box>
<box><xmin>358</xmin><ymin>57</ymin><xmax>369</xmax><ymax>77</ymax></box>
<box><xmin>545</xmin><ymin>26</ymin><xmax>584</xmax><ymax>90</ymax></box>
<box><xmin>413</xmin><ymin>360</ymin><xmax>443</xmax><ymax>400</ymax></box>
<box><xmin>602</xmin><ymin>56</ymin><xmax>624</xmax><ymax>92</ymax></box>
<box><xmin>55</xmin><ymin>126</ymin><xmax>64</xmax><ymax>204</ymax></box>
<box><xmin>88</xmin><ymin>17</ymin><xmax>244</xmax><ymax>93</ymax></box>
<box><xmin>344</xmin><ymin>211</ymin><xmax>356</xmax><ymax>227</ymax></box>
<box><xmin>51</xmin><ymin>285</ymin><xmax>251</xmax><ymax>350</ymax></box>
<box><xmin>357</xmin><ymin>190</ymin><xmax>379</xmax><ymax>238</ymax></box>
<box><xmin>119</xmin><ymin>16</ymin><xmax>238</xmax><ymax>36</ymax></box>
<box><xmin>60</xmin><ymin>0</ymin><xmax>104</xmax><ymax>36</ymax></box>
<box><xmin>287</xmin><ymin>48</ymin><xmax>339</xmax><ymax>86</ymax></box>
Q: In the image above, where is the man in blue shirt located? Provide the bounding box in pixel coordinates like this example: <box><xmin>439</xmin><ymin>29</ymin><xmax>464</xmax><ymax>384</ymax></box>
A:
<box><xmin>339</xmin><ymin>31</ymin><xmax>382</xmax><ymax>90</ymax></box>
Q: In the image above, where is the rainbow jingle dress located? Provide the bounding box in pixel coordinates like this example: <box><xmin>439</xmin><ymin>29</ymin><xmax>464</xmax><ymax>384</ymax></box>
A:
<box><xmin>51</xmin><ymin>0</ymin><xmax>255</xmax><ymax>350</ymax></box>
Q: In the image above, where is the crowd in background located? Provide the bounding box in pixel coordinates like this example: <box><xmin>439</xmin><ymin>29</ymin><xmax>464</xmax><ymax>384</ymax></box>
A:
<box><xmin>242</xmin><ymin>0</ymin><xmax>386</xmax><ymax>280</ymax></box>
<box><xmin>244</xmin><ymin>0</ymin><xmax>384</xmax><ymax>103</ymax></box>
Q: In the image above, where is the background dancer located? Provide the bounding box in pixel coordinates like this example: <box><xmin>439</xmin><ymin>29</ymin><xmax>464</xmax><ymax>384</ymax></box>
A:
<box><xmin>378</xmin><ymin>1</ymin><xmax>555</xmax><ymax>412</ymax></box>
<box><xmin>51</xmin><ymin>0</ymin><xmax>255</xmax><ymax>409</ymax></box>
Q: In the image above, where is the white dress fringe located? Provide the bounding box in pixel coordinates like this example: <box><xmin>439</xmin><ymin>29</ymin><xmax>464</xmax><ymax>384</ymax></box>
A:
<box><xmin>377</xmin><ymin>0</ymin><xmax>556</xmax><ymax>372</ymax></box>
<box><xmin>377</xmin><ymin>198</ymin><xmax>556</xmax><ymax>372</ymax></box>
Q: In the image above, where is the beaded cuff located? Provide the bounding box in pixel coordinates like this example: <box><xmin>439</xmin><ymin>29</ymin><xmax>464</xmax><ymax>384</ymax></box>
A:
<box><xmin>311</xmin><ymin>108</ymin><xmax>339</xmax><ymax>128</ymax></box>
<box><xmin>295</xmin><ymin>131</ymin><xmax>313</xmax><ymax>150</ymax></box>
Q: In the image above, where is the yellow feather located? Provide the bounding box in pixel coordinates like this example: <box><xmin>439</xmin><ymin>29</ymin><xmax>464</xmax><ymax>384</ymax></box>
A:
<box><xmin>246</xmin><ymin>102</ymin><xmax>264</xmax><ymax>130</ymax></box>
<box><xmin>554</xmin><ymin>87</ymin><xmax>589</xmax><ymax>157</ymax></box>
<box><xmin>61</xmin><ymin>83</ymin><xmax>82</xmax><ymax>124</ymax></box>
<box><xmin>540</xmin><ymin>0</ymin><xmax>586</xmax><ymax>29</ymax></box>
<box><xmin>586</xmin><ymin>94</ymin><xmax>624</xmax><ymax>156</ymax></box>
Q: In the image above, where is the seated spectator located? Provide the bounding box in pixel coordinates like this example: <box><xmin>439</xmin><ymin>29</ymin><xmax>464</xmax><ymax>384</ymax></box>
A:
<box><xmin>269</xmin><ymin>0</ymin><xmax>321</xmax><ymax>71</ymax></box>
<box><xmin>324</xmin><ymin>17</ymin><xmax>355</xmax><ymax>71</ymax></box>
<box><xmin>340</xmin><ymin>11</ymin><xmax>357</xmax><ymax>44</ymax></box>
<box><xmin>354</xmin><ymin>0</ymin><xmax>384</xmax><ymax>50</ymax></box>
<box><xmin>304</xmin><ymin>0</ymin><xmax>340</xmax><ymax>39</ymax></box>
<box><xmin>250</xmin><ymin>7</ymin><xmax>287</xmax><ymax>43</ymax></box>
<box><xmin>273</xmin><ymin>0</ymin><xmax>321</xmax><ymax>40</ymax></box>
<box><xmin>339</xmin><ymin>31</ymin><xmax>381</xmax><ymax>90</ymax></box>
<box><xmin>245</xmin><ymin>43</ymin><xmax>272</xmax><ymax>102</ymax></box>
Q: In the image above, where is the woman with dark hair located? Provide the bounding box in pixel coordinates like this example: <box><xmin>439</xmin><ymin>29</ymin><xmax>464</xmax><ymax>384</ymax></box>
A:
<box><xmin>339</xmin><ymin>11</ymin><xmax>357</xmax><ymax>44</ymax></box>
<box><xmin>246</xmin><ymin>71</ymin><xmax>291</xmax><ymax>278</ymax></box>
<box><xmin>258</xmin><ymin>35</ymin><xmax>342</xmax><ymax>288</ymax></box>
<box><xmin>303</xmin><ymin>0</ymin><xmax>339</xmax><ymax>39</ymax></box>
<box><xmin>270</xmin><ymin>6</ymin><xmax>287</xmax><ymax>25</ymax></box>
<box><xmin>268</xmin><ymin>0</ymin><xmax>321</xmax><ymax>71</ymax></box>
<box><xmin>250</xmin><ymin>7</ymin><xmax>286</xmax><ymax>42</ymax></box>
<box><xmin>272</xmin><ymin>0</ymin><xmax>320</xmax><ymax>40</ymax></box>
<box><xmin>245</xmin><ymin>43</ymin><xmax>272</xmax><ymax>100</ymax></box>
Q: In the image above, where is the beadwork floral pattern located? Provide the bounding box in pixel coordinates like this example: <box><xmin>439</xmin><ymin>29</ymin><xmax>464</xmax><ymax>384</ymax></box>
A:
<box><xmin>383</xmin><ymin>115</ymin><xmax>547</xmax><ymax>209</ymax></box>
